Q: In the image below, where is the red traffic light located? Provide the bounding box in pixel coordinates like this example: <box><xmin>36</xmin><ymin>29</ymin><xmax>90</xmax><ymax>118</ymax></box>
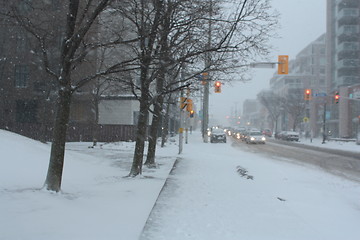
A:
<box><xmin>334</xmin><ymin>92</ymin><xmax>340</xmax><ymax>103</ymax></box>
<box><xmin>304</xmin><ymin>89</ymin><xmax>312</xmax><ymax>100</ymax></box>
<box><xmin>214</xmin><ymin>81</ymin><xmax>221</xmax><ymax>93</ymax></box>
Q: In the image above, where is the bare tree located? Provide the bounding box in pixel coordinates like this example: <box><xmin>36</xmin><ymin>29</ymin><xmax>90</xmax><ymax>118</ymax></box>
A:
<box><xmin>5</xmin><ymin>0</ymin><xmax>135</xmax><ymax>192</ymax></box>
<box><xmin>123</xmin><ymin>0</ymin><xmax>278</xmax><ymax>175</ymax></box>
<box><xmin>258</xmin><ymin>90</ymin><xmax>284</xmax><ymax>134</ymax></box>
<box><xmin>282</xmin><ymin>93</ymin><xmax>306</xmax><ymax>131</ymax></box>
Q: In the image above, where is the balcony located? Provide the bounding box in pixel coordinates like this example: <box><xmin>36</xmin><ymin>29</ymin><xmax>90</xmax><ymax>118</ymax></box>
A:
<box><xmin>337</xmin><ymin>25</ymin><xmax>359</xmax><ymax>36</ymax></box>
<box><xmin>337</xmin><ymin>8</ymin><xmax>359</xmax><ymax>21</ymax></box>
<box><xmin>336</xmin><ymin>59</ymin><xmax>360</xmax><ymax>68</ymax></box>
<box><xmin>337</xmin><ymin>0</ymin><xmax>359</xmax><ymax>12</ymax></box>
<box><xmin>336</xmin><ymin>41</ymin><xmax>359</xmax><ymax>53</ymax></box>
<box><xmin>337</xmin><ymin>76</ymin><xmax>360</xmax><ymax>86</ymax></box>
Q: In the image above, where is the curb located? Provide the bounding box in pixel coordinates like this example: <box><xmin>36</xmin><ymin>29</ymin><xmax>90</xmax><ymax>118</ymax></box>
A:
<box><xmin>139</xmin><ymin>157</ymin><xmax>181</xmax><ymax>239</ymax></box>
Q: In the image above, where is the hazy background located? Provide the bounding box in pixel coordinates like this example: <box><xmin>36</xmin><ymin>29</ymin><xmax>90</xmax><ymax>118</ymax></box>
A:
<box><xmin>208</xmin><ymin>0</ymin><xmax>326</xmax><ymax>126</ymax></box>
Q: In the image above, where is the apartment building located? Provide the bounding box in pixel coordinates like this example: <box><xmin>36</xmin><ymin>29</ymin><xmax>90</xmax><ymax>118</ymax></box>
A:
<box><xmin>326</xmin><ymin>0</ymin><xmax>360</xmax><ymax>138</ymax></box>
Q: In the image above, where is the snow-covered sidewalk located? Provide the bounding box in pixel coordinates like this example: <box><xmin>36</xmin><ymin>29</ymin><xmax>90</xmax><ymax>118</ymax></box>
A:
<box><xmin>0</xmin><ymin>130</ymin><xmax>177</xmax><ymax>240</ymax></box>
<box><xmin>140</xmin><ymin>133</ymin><xmax>360</xmax><ymax>240</ymax></box>
<box><xmin>293</xmin><ymin>136</ymin><xmax>360</xmax><ymax>153</ymax></box>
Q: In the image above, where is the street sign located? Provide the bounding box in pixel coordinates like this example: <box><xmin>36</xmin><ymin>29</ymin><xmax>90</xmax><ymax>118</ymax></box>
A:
<box><xmin>353</xmin><ymin>90</ymin><xmax>360</xmax><ymax>99</ymax></box>
<box><xmin>315</xmin><ymin>92</ymin><xmax>327</xmax><ymax>97</ymax></box>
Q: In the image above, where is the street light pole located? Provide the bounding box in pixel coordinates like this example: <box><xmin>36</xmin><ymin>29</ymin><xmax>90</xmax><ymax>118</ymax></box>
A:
<box><xmin>202</xmin><ymin>0</ymin><xmax>212</xmax><ymax>143</ymax></box>
<box><xmin>202</xmin><ymin>80</ymin><xmax>209</xmax><ymax>142</ymax></box>
<box><xmin>322</xmin><ymin>102</ymin><xmax>327</xmax><ymax>144</ymax></box>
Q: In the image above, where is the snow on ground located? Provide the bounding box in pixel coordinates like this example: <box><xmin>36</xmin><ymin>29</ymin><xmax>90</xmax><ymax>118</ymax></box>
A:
<box><xmin>0</xmin><ymin>130</ymin><xmax>177</xmax><ymax>240</ymax></box>
<box><xmin>1</xmin><ymin>129</ymin><xmax>360</xmax><ymax>240</ymax></box>
<box><xmin>140</xmin><ymin>134</ymin><xmax>360</xmax><ymax>240</ymax></box>
<box><xmin>294</xmin><ymin>136</ymin><xmax>360</xmax><ymax>153</ymax></box>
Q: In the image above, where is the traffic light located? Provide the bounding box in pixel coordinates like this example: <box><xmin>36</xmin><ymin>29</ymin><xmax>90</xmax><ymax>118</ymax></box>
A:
<box><xmin>186</xmin><ymin>98</ymin><xmax>193</xmax><ymax>112</ymax></box>
<box><xmin>278</xmin><ymin>55</ymin><xmax>289</xmax><ymax>75</ymax></box>
<box><xmin>180</xmin><ymin>97</ymin><xmax>187</xmax><ymax>109</ymax></box>
<box><xmin>334</xmin><ymin>91</ymin><xmax>340</xmax><ymax>104</ymax></box>
<box><xmin>214</xmin><ymin>81</ymin><xmax>221</xmax><ymax>93</ymax></box>
<box><xmin>304</xmin><ymin>89</ymin><xmax>312</xmax><ymax>100</ymax></box>
<box><xmin>190</xmin><ymin>110</ymin><xmax>194</xmax><ymax>118</ymax></box>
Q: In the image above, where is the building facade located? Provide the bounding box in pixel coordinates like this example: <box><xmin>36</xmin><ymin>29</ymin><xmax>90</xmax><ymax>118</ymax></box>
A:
<box><xmin>326</xmin><ymin>0</ymin><xmax>360</xmax><ymax>138</ymax></box>
<box><xmin>0</xmin><ymin>1</ymin><xmax>139</xmax><ymax>141</ymax></box>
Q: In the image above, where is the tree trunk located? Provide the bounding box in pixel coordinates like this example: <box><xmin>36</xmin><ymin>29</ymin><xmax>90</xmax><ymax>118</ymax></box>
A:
<box><xmin>92</xmin><ymin>95</ymin><xmax>100</xmax><ymax>147</ymax></box>
<box><xmin>44</xmin><ymin>88</ymin><xmax>72</xmax><ymax>192</ymax></box>
<box><xmin>161</xmin><ymin>95</ymin><xmax>171</xmax><ymax>148</ymax></box>
<box><xmin>129</xmin><ymin>93</ymin><xmax>149</xmax><ymax>176</ymax></box>
<box><xmin>129</xmin><ymin>0</ymin><xmax>163</xmax><ymax>176</ymax></box>
<box><xmin>145</xmin><ymin>95</ymin><xmax>163</xmax><ymax>167</ymax></box>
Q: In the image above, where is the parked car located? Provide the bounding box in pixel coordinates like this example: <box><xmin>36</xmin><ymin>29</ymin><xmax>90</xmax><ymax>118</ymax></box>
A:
<box><xmin>245</xmin><ymin>131</ymin><xmax>266</xmax><ymax>144</ymax></box>
<box><xmin>276</xmin><ymin>131</ymin><xmax>299</xmax><ymax>141</ymax></box>
<box><xmin>210</xmin><ymin>128</ymin><xmax>227</xmax><ymax>143</ymax></box>
<box><xmin>262</xmin><ymin>129</ymin><xmax>272</xmax><ymax>137</ymax></box>
<box><xmin>282</xmin><ymin>131</ymin><xmax>300</xmax><ymax>141</ymax></box>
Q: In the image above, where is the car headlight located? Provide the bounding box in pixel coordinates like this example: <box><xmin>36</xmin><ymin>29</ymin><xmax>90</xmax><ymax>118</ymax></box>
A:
<box><xmin>250</xmin><ymin>137</ymin><xmax>255</xmax><ymax>141</ymax></box>
<box><xmin>261</xmin><ymin>137</ymin><xmax>266</xmax><ymax>141</ymax></box>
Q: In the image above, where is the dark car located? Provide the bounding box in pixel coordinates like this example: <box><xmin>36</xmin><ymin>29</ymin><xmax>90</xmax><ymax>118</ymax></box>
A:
<box><xmin>210</xmin><ymin>128</ymin><xmax>227</xmax><ymax>143</ymax></box>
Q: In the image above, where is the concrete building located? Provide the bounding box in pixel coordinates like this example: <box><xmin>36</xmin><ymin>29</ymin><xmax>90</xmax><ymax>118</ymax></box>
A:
<box><xmin>326</xmin><ymin>0</ymin><xmax>360</xmax><ymax>138</ymax></box>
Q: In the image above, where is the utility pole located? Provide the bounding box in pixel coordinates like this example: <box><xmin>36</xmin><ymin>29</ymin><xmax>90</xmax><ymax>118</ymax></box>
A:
<box><xmin>322</xmin><ymin>102</ymin><xmax>327</xmax><ymax>144</ymax></box>
<box><xmin>202</xmin><ymin>0</ymin><xmax>212</xmax><ymax>143</ymax></box>
<box><xmin>178</xmin><ymin>89</ymin><xmax>185</xmax><ymax>154</ymax></box>
<box><xmin>185</xmin><ymin>88</ymin><xmax>190</xmax><ymax>144</ymax></box>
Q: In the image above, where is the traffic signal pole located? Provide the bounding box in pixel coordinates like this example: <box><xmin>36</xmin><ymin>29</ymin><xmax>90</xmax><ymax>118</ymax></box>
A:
<box><xmin>202</xmin><ymin>81</ymin><xmax>209</xmax><ymax>143</ymax></box>
<box><xmin>322</xmin><ymin>102</ymin><xmax>327</xmax><ymax>144</ymax></box>
<box><xmin>179</xmin><ymin>90</ymin><xmax>184</xmax><ymax>154</ymax></box>
<box><xmin>202</xmin><ymin>0</ymin><xmax>212</xmax><ymax>143</ymax></box>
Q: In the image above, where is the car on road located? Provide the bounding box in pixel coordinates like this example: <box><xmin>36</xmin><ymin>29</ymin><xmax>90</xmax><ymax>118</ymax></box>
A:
<box><xmin>262</xmin><ymin>128</ymin><xmax>272</xmax><ymax>137</ymax></box>
<box><xmin>245</xmin><ymin>131</ymin><xmax>266</xmax><ymax>144</ymax></box>
<box><xmin>210</xmin><ymin>128</ymin><xmax>227</xmax><ymax>143</ymax></box>
<box><xmin>276</xmin><ymin>131</ymin><xmax>300</xmax><ymax>141</ymax></box>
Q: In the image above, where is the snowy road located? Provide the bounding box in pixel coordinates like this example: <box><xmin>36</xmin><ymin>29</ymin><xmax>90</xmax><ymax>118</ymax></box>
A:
<box><xmin>140</xmin><ymin>133</ymin><xmax>360</xmax><ymax>240</ymax></box>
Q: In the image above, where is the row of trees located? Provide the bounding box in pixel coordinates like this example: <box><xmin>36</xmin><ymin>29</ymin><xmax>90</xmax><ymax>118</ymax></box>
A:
<box><xmin>2</xmin><ymin>0</ymin><xmax>278</xmax><ymax>192</ymax></box>
<box><xmin>258</xmin><ymin>90</ymin><xmax>307</xmax><ymax>133</ymax></box>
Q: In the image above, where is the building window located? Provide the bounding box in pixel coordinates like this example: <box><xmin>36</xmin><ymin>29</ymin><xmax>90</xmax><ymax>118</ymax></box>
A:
<box><xmin>43</xmin><ymin>0</ymin><xmax>61</xmax><ymax>10</ymax></box>
<box><xmin>18</xmin><ymin>0</ymin><xmax>32</xmax><ymax>14</ymax></box>
<box><xmin>16</xmin><ymin>31</ymin><xmax>28</xmax><ymax>53</ymax></box>
<box><xmin>16</xmin><ymin>100</ymin><xmax>38</xmax><ymax>123</ymax></box>
<box><xmin>0</xmin><ymin>27</ymin><xmax>4</xmax><ymax>54</ymax></box>
<box><xmin>15</xmin><ymin>65</ymin><xmax>29</xmax><ymax>88</ymax></box>
<box><xmin>133</xmin><ymin>111</ymin><xmax>139</xmax><ymax>125</ymax></box>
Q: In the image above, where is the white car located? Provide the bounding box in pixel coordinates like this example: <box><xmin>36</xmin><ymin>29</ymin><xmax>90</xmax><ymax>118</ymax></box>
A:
<box><xmin>245</xmin><ymin>131</ymin><xmax>266</xmax><ymax>144</ymax></box>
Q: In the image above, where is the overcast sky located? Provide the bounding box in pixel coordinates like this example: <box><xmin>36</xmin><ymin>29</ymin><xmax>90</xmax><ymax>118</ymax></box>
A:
<box><xmin>208</xmin><ymin>0</ymin><xmax>326</xmax><ymax>126</ymax></box>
